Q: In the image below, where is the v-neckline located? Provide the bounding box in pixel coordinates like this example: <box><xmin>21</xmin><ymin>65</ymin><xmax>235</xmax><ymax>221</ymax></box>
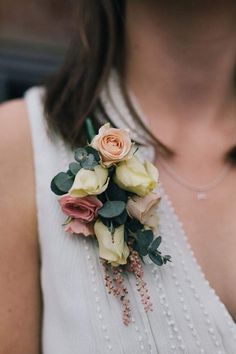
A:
<box><xmin>159</xmin><ymin>180</ymin><xmax>236</xmax><ymax>328</ymax></box>
<box><xmin>101</xmin><ymin>68</ymin><xmax>236</xmax><ymax>331</ymax></box>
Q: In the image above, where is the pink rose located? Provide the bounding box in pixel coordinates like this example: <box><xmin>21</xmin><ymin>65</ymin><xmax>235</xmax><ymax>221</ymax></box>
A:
<box><xmin>91</xmin><ymin>123</ymin><xmax>133</xmax><ymax>166</ymax></box>
<box><xmin>59</xmin><ymin>195</ymin><xmax>102</xmax><ymax>222</ymax></box>
<box><xmin>64</xmin><ymin>219</ymin><xmax>94</xmax><ymax>236</ymax></box>
<box><xmin>127</xmin><ymin>192</ymin><xmax>161</xmax><ymax>231</ymax></box>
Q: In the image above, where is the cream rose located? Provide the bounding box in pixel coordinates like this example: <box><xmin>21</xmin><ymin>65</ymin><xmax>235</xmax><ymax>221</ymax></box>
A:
<box><xmin>127</xmin><ymin>192</ymin><xmax>161</xmax><ymax>231</ymax></box>
<box><xmin>69</xmin><ymin>165</ymin><xmax>109</xmax><ymax>197</ymax></box>
<box><xmin>113</xmin><ymin>156</ymin><xmax>159</xmax><ymax>197</ymax></box>
<box><xmin>91</xmin><ymin>123</ymin><xmax>133</xmax><ymax>166</ymax></box>
<box><xmin>94</xmin><ymin>220</ymin><xmax>129</xmax><ymax>267</ymax></box>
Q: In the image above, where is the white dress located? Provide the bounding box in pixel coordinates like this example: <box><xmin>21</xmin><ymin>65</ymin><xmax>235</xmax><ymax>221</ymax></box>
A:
<box><xmin>24</xmin><ymin>71</ymin><xmax>236</xmax><ymax>354</ymax></box>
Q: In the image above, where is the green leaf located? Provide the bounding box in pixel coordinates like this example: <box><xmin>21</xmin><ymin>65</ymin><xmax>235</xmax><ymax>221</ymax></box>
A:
<box><xmin>80</xmin><ymin>154</ymin><xmax>98</xmax><ymax>170</ymax></box>
<box><xmin>148</xmin><ymin>251</ymin><xmax>164</xmax><ymax>266</ymax></box>
<box><xmin>84</xmin><ymin>117</ymin><xmax>96</xmax><ymax>143</ymax></box>
<box><xmin>134</xmin><ymin>229</ymin><xmax>154</xmax><ymax>256</ymax></box>
<box><xmin>106</xmin><ymin>182</ymin><xmax>128</xmax><ymax>202</ymax></box>
<box><xmin>149</xmin><ymin>236</ymin><xmax>162</xmax><ymax>251</ymax></box>
<box><xmin>50</xmin><ymin>172</ymin><xmax>74</xmax><ymax>195</ymax></box>
<box><xmin>66</xmin><ymin>169</ymin><xmax>74</xmax><ymax>177</ymax></box>
<box><xmin>113</xmin><ymin>210</ymin><xmax>128</xmax><ymax>226</ymax></box>
<box><xmin>85</xmin><ymin>146</ymin><xmax>100</xmax><ymax>162</ymax></box>
<box><xmin>51</xmin><ymin>179</ymin><xmax>65</xmax><ymax>196</ymax></box>
<box><xmin>126</xmin><ymin>218</ymin><xmax>143</xmax><ymax>233</ymax></box>
<box><xmin>74</xmin><ymin>148</ymin><xmax>87</xmax><ymax>163</ymax></box>
<box><xmin>163</xmin><ymin>255</ymin><xmax>172</xmax><ymax>264</ymax></box>
<box><xmin>98</xmin><ymin>200</ymin><xmax>126</xmax><ymax>219</ymax></box>
<box><xmin>69</xmin><ymin>162</ymin><xmax>81</xmax><ymax>175</ymax></box>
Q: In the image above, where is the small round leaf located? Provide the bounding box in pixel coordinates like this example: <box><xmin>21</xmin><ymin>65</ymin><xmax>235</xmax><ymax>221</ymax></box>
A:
<box><xmin>98</xmin><ymin>201</ymin><xmax>126</xmax><ymax>219</ymax></box>
<box><xmin>51</xmin><ymin>172</ymin><xmax>74</xmax><ymax>194</ymax></box>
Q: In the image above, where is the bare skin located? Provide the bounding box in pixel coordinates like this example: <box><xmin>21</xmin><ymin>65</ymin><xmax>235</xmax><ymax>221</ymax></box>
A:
<box><xmin>125</xmin><ymin>0</ymin><xmax>236</xmax><ymax>320</ymax></box>
<box><xmin>0</xmin><ymin>100</ymin><xmax>41</xmax><ymax>353</ymax></box>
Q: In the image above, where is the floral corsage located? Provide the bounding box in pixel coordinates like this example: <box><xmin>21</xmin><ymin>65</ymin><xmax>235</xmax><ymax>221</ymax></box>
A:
<box><xmin>51</xmin><ymin>119</ymin><xmax>171</xmax><ymax>325</ymax></box>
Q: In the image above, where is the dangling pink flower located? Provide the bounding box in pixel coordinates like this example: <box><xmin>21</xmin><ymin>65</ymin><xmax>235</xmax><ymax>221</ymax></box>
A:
<box><xmin>64</xmin><ymin>219</ymin><xmax>94</xmax><ymax>236</ymax></box>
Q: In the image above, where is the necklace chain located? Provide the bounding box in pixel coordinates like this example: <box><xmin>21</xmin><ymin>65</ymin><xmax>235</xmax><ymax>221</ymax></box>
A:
<box><xmin>156</xmin><ymin>156</ymin><xmax>231</xmax><ymax>200</ymax></box>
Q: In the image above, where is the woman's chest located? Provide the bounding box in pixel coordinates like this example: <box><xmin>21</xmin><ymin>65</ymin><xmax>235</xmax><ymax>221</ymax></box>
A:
<box><xmin>160</xmin><ymin>174</ymin><xmax>236</xmax><ymax>322</ymax></box>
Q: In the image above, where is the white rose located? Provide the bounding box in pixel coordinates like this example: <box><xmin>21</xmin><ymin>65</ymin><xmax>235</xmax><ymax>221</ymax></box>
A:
<box><xmin>69</xmin><ymin>165</ymin><xmax>109</xmax><ymax>197</ymax></box>
<box><xmin>94</xmin><ymin>220</ymin><xmax>129</xmax><ymax>267</ymax></box>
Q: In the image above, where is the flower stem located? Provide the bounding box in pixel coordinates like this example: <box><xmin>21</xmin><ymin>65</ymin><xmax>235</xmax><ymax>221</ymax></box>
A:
<box><xmin>84</xmin><ymin>117</ymin><xmax>96</xmax><ymax>143</ymax></box>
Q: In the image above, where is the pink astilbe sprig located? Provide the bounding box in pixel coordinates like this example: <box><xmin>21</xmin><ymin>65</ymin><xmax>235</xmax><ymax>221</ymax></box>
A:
<box><xmin>102</xmin><ymin>261</ymin><xmax>131</xmax><ymax>325</ymax></box>
<box><xmin>128</xmin><ymin>247</ymin><xmax>153</xmax><ymax>312</ymax></box>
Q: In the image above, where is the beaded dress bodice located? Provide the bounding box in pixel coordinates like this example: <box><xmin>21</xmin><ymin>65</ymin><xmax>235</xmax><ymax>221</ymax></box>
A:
<box><xmin>25</xmin><ymin>71</ymin><xmax>236</xmax><ymax>354</ymax></box>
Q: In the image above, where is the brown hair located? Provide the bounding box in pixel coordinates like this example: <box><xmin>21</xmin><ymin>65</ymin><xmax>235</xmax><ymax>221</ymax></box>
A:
<box><xmin>44</xmin><ymin>0</ymin><xmax>170</xmax><ymax>155</ymax></box>
<box><xmin>44</xmin><ymin>0</ymin><xmax>126</xmax><ymax>147</ymax></box>
<box><xmin>44</xmin><ymin>0</ymin><xmax>236</xmax><ymax>163</ymax></box>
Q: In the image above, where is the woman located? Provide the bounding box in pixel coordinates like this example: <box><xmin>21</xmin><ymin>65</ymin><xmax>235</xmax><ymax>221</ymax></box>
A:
<box><xmin>1</xmin><ymin>0</ymin><xmax>236</xmax><ymax>353</ymax></box>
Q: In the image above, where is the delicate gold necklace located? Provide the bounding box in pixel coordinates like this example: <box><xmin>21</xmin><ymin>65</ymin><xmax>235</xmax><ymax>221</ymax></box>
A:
<box><xmin>156</xmin><ymin>156</ymin><xmax>231</xmax><ymax>200</ymax></box>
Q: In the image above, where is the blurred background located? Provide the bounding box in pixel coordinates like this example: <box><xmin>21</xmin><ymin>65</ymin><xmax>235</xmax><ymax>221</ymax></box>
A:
<box><xmin>0</xmin><ymin>0</ymin><xmax>73</xmax><ymax>102</ymax></box>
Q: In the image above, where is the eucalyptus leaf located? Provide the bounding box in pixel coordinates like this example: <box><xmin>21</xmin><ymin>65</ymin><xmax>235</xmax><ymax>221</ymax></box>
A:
<box><xmin>74</xmin><ymin>148</ymin><xmax>87</xmax><ymax>162</ymax></box>
<box><xmin>66</xmin><ymin>169</ymin><xmax>74</xmax><ymax>178</ymax></box>
<box><xmin>126</xmin><ymin>218</ymin><xmax>143</xmax><ymax>233</ymax></box>
<box><xmin>51</xmin><ymin>179</ymin><xmax>65</xmax><ymax>196</ymax></box>
<box><xmin>149</xmin><ymin>236</ymin><xmax>162</xmax><ymax>251</ymax></box>
<box><xmin>80</xmin><ymin>154</ymin><xmax>98</xmax><ymax>170</ymax></box>
<box><xmin>134</xmin><ymin>229</ymin><xmax>154</xmax><ymax>256</ymax></box>
<box><xmin>85</xmin><ymin>146</ymin><xmax>100</xmax><ymax>162</ymax></box>
<box><xmin>51</xmin><ymin>172</ymin><xmax>74</xmax><ymax>195</ymax></box>
<box><xmin>106</xmin><ymin>182</ymin><xmax>128</xmax><ymax>202</ymax></box>
<box><xmin>69</xmin><ymin>162</ymin><xmax>81</xmax><ymax>175</ymax></box>
<box><xmin>99</xmin><ymin>217</ymin><xmax>111</xmax><ymax>228</ymax></box>
<box><xmin>163</xmin><ymin>255</ymin><xmax>172</xmax><ymax>264</ymax></box>
<box><xmin>113</xmin><ymin>210</ymin><xmax>128</xmax><ymax>226</ymax></box>
<box><xmin>98</xmin><ymin>200</ymin><xmax>126</xmax><ymax>219</ymax></box>
<box><xmin>148</xmin><ymin>251</ymin><xmax>164</xmax><ymax>266</ymax></box>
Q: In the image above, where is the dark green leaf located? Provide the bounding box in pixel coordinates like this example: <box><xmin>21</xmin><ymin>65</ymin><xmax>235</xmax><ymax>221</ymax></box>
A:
<box><xmin>113</xmin><ymin>210</ymin><xmax>128</xmax><ymax>226</ymax></box>
<box><xmin>134</xmin><ymin>229</ymin><xmax>154</xmax><ymax>256</ymax></box>
<box><xmin>69</xmin><ymin>162</ymin><xmax>81</xmax><ymax>175</ymax></box>
<box><xmin>74</xmin><ymin>148</ymin><xmax>87</xmax><ymax>162</ymax></box>
<box><xmin>51</xmin><ymin>179</ymin><xmax>65</xmax><ymax>196</ymax></box>
<box><xmin>106</xmin><ymin>182</ymin><xmax>128</xmax><ymax>202</ymax></box>
<box><xmin>124</xmin><ymin>227</ymin><xmax>129</xmax><ymax>242</ymax></box>
<box><xmin>99</xmin><ymin>217</ymin><xmax>111</xmax><ymax>228</ymax></box>
<box><xmin>149</xmin><ymin>236</ymin><xmax>162</xmax><ymax>251</ymax></box>
<box><xmin>148</xmin><ymin>251</ymin><xmax>164</xmax><ymax>266</ymax></box>
<box><xmin>163</xmin><ymin>255</ymin><xmax>172</xmax><ymax>264</ymax></box>
<box><xmin>50</xmin><ymin>172</ymin><xmax>74</xmax><ymax>195</ymax></box>
<box><xmin>85</xmin><ymin>146</ymin><xmax>100</xmax><ymax>162</ymax></box>
<box><xmin>126</xmin><ymin>218</ymin><xmax>143</xmax><ymax>233</ymax></box>
<box><xmin>108</xmin><ymin>166</ymin><xmax>115</xmax><ymax>177</ymax></box>
<box><xmin>66</xmin><ymin>169</ymin><xmax>74</xmax><ymax>177</ymax></box>
<box><xmin>98</xmin><ymin>200</ymin><xmax>126</xmax><ymax>219</ymax></box>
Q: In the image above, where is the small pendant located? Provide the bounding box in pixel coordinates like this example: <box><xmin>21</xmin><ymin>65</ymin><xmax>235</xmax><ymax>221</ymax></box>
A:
<box><xmin>197</xmin><ymin>191</ymin><xmax>207</xmax><ymax>200</ymax></box>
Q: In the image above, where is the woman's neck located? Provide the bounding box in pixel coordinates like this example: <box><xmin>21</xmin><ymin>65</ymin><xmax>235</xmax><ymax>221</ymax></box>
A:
<box><xmin>124</xmin><ymin>0</ymin><xmax>236</xmax><ymax>128</ymax></box>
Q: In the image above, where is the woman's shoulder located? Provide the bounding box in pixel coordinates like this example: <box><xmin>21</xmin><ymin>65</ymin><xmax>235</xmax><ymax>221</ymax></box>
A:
<box><xmin>0</xmin><ymin>99</ymin><xmax>41</xmax><ymax>352</ymax></box>
<box><xmin>0</xmin><ymin>97</ymin><xmax>36</xmax><ymax>233</ymax></box>
<box><xmin>0</xmin><ymin>99</ymin><xmax>33</xmax><ymax>197</ymax></box>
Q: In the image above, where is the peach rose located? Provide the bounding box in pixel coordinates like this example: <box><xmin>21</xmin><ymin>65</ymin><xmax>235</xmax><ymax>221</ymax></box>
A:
<box><xmin>91</xmin><ymin>123</ymin><xmax>133</xmax><ymax>166</ymax></box>
<box><xmin>64</xmin><ymin>219</ymin><xmax>94</xmax><ymax>236</ymax></box>
<box><xmin>127</xmin><ymin>192</ymin><xmax>161</xmax><ymax>231</ymax></box>
<box><xmin>59</xmin><ymin>195</ymin><xmax>102</xmax><ymax>222</ymax></box>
